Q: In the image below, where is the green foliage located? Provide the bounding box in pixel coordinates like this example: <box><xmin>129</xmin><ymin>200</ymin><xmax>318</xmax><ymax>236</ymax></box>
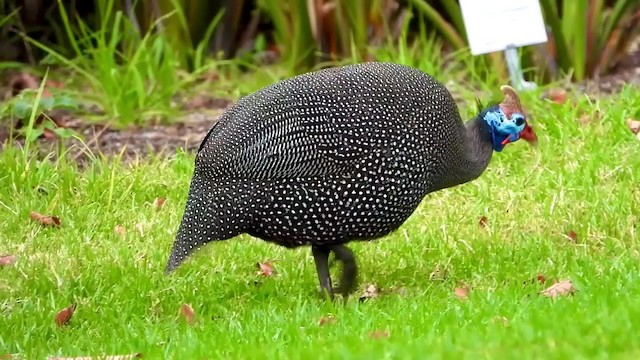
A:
<box><xmin>538</xmin><ymin>0</ymin><xmax>640</xmax><ymax>81</ymax></box>
<box><xmin>256</xmin><ymin>0</ymin><xmax>315</xmax><ymax>73</ymax></box>
<box><xmin>394</xmin><ymin>0</ymin><xmax>640</xmax><ymax>82</ymax></box>
<box><xmin>0</xmin><ymin>90</ymin><xmax>78</xmax><ymax>121</ymax></box>
<box><xmin>20</xmin><ymin>0</ymin><xmax>218</xmax><ymax>126</ymax></box>
<box><xmin>371</xmin><ymin>12</ymin><xmax>449</xmax><ymax>79</ymax></box>
<box><xmin>0</xmin><ymin>79</ymin><xmax>79</xmax><ymax>144</ymax></box>
<box><xmin>407</xmin><ymin>0</ymin><xmax>466</xmax><ymax>50</ymax></box>
<box><xmin>256</xmin><ymin>0</ymin><xmax>404</xmax><ymax>73</ymax></box>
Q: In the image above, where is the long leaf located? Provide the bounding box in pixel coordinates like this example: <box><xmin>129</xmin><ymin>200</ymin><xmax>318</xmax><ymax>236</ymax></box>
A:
<box><xmin>600</xmin><ymin>0</ymin><xmax>637</xmax><ymax>53</ymax></box>
<box><xmin>407</xmin><ymin>0</ymin><xmax>465</xmax><ymax>50</ymax></box>
<box><xmin>539</xmin><ymin>0</ymin><xmax>572</xmax><ymax>73</ymax></box>
<box><xmin>572</xmin><ymin>1</ymin><xmax>588</xmax><ymax>80</ymax></box>
<box><xmin>441</xmin><ymin>0</ymin><xmax>466</xmax><ymax>41</ymax></box>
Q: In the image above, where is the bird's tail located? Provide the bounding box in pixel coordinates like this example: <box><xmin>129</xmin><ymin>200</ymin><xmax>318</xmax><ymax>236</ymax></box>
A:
<box><xmin>164</xmin><ymin>177</ymin><xmax>249</xmax><ymax>274</ymax></box>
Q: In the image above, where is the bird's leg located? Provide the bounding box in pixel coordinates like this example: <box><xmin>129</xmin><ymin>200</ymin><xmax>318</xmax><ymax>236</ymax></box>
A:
<box><xmin>311</xmin><ymin>245</ymin><xmax>333</xmax><ymax>300</ymax></box>
<box><xmin>329</xmin><ymin>244</ymin><xmax>358</xmax><ymax>296</ymax></box>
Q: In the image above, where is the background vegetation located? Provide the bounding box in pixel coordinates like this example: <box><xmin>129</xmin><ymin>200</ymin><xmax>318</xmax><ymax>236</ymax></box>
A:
<box><xmin>1</xmin><ymin>0</ymin><xmax>639</xmax><ymax>127</ymax></box>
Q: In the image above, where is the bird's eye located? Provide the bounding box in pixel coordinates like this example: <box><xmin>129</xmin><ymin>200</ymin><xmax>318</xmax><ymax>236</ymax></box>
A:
<box><xmin>514</xmin><ymin>116</ymin><xmax>525</xmax><ymax>126</ymax></box>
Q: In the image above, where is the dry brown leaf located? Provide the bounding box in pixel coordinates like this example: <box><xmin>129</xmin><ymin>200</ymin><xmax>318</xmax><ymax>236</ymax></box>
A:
<box><xmin>359</xmin><ymin>283</ymin><xmax>380</xmax><ymax>301</ymax></box>
<box><xmin>544</xmin><ymin>88</ymin><xmax>568</xmax><ymax>104</ymax></box>
<box><xmin>454</xmin><ymin>286</ymin><xmax>470</xmax><ymax>300</ymax></box>
<box><xmin>114</xmin><ymin>225</ymin><xmax>126</xmax><ymax>238</ymax></box>
<box><xmin>540</xmin><ymin>279</ymin><xmax>577</xmax><ymax>299</ymax></box>
<box><xmin>524</xmin><ymin>273</ymin><xmax>548</xmax><ymax>286</ymax></box>
<box><xmin>180</xmin><ymin>303</ymin><xmax>195</xmax><ymax>324</ymax></box>
<box><xmin>153</xmin><ymin>197</ymin><xmax>166</xmax><ymax>210</ymax></box>
<box><xmin>0</xmin><ymin>255</ymin><xmax>17</xmax><ymax>267</ymax></box>
<box><xmin>627</xmin><ymin>119</ymin><xmax>640</xmax><ymax>134</ymax></box>
<box><xmin>368</xmin><ymin>330</ymin><xmax>390</xmax><ymax>339</ymax></box>
<box><xmin>55</xmin><ymin>304</ymin><xmax>76</xmax><ymax>327</ymax></box>
<box><xmin>479</xmin><ymin>215</ymin><xmax>488</xmax><ymax>228</ymax></box>
<box><xmin>536</xmin><ymin>274</ymin><xmax>547</xmax><ymax>284</ymax></box>
<box><xmin>29</xmin><ymin>211</ymin><xmax>61</xmax><ymax>227</ymax></box>
<box><xmin>47</xmin><ymin>354</ymin><xmax>141</xmax><ymax>360</ymax></box>
<box><xmin>256</xmin><ymin>261</ymin><xmax>276</xmax><ymax>276</ymax></box>
<box><xmin>318</xmin><ymin>315</ymin><xmax>337</xmax><ymax>326</ymax></box>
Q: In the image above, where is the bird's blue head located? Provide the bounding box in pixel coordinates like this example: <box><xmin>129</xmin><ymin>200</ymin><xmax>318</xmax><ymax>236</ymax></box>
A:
<box><xmin>481</xmin><ymin>85</ymin><xmax>537</xmax><ymax>152</ymax></box>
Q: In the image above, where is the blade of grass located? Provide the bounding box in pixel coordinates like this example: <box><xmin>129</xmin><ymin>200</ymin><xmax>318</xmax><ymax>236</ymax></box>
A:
<box><xmin>22</xmin><ymin>69</ymin><xmax>49</xmax><ymax>158</ymax></box>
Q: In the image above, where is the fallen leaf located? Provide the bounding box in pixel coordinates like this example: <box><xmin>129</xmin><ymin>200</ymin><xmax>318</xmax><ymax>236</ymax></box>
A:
<box><xmin>46</xmin><ymin>354</ymin><xmax>142</xmax><ymax>360</ymax></box>
<box><xmin>180</xmin><ymin>303</ymin><xmax>195</xmax><ymax>324</ymax></box>
<box><xmin>544</xmin><ymin>88</ymin><xmax>568</xmax><ymax>104</ymax></box>
<box><xmin>256</xmin><ymin>261</ymin><xmax>276</xmax><ymax>276</ymax></box>
<box><xmin>359</xmin><ymin>283</ymin><xmax>380</xmax><ymax>301</ymax></box>
<box><xmin>454</xmin><ymin>286</ymin><xmax>470</xmax><ymax>300</ymax></box>
<box><xmin>536</xmin><ymin>274</ymin><xmax>547</xmax><ymax>284</ymax></box>
<box><xmin>318</xmin><ymin>315</ymin><xmax>337</xmax><ymax>326</ymax></box>
<box><xmin>567</xmin><ymin>230</ymin><xmax>578</xmax><ymax>243</ymax></box>
<box><xmin>55</xmin><ymin>304</ymin><xmax>76</xmax><ymax>327</ymax></box>
<box><xmin>540</xmin><ymin>279</ymin><xmax>577</xmax><ymax>299</ymax></box>
<box><xmin>153</xmin><ymin>197</ymin><xmax>166</xmax><ymax>210</ymax></box>
<box><xmin>523</xmin><ymin>273</ymin><xmax>548</xmax><ymax>286</ymax></box>
<box><xmin>114</xmin><ymin>225</ymin><xmax>126</xmax><ymax>238</ymax></box>
<box><xmin>368</xmin><ymin>330</ymin><xmax>390</xmax><ymax>339</ymax></box>
<box><xmin>479</xmin><ymin>215</ymin><xmax>488</xmax><ymax>228</ymax></box>
<box><xmin>29</xmin><ymin>211</ymin><xmax>61</xmax><ymax>227</ymax></box>
<box><xmin>0</xmin><ymin>255</ymin><xmax>17</xmax><ymax>267</ymax></box>
<box><xmin>627</xmin><ymin>118</ymin><xmax>640</xmax><ymax>134</ymax></box>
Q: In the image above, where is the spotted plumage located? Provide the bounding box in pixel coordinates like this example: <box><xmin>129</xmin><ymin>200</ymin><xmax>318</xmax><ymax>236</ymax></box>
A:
<box><xmin>165</xmin><ymin>62</ymin><xmax>537</xmax><ymax>298</ymax></box>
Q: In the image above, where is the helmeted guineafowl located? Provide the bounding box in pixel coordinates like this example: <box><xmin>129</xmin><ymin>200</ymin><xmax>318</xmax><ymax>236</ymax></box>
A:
<box><xmin>165</xmin><ymin>62</ymin><xmax>537</xmax><ymax>299</ymax></box>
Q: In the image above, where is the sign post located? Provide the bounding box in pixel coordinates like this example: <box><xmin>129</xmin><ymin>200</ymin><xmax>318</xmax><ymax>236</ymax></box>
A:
<box><xmin>459</xmin><ymin>0</ymin><xmax>548</xmax><ymax>91</ymax></box>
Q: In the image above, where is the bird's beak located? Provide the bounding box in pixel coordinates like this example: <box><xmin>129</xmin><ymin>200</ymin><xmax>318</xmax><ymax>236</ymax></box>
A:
<box><xmin>520</xmin><ymin>123</ymin><xmax>538</xmax><ymax>146</ymax></box>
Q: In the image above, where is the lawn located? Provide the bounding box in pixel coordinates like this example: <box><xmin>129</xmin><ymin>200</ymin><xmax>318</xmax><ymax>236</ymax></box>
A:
<box><xmin>1</xmin><ymin>79</ymin><xmax>640</xmax><ymax>359</ymax></box>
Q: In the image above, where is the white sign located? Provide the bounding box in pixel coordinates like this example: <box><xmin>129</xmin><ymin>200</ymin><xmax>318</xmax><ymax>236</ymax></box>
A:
<box><xmin>459</xmin><ymin>0</ymin><xmax>548</xmax><ymax>55</ymax></box>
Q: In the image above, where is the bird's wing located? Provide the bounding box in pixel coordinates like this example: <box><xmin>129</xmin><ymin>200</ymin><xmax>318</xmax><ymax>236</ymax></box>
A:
<box><xmin>195</xmin><ymin>98</ymin><xmax>382</xmax><ymax>181</ymax></box>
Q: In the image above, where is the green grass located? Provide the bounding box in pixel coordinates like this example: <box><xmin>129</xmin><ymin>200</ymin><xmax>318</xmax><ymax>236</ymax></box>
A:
<box><xmin>1</xmin><ymin>80</ymin><xmax>640</xmax><ymax>359</ymax></box>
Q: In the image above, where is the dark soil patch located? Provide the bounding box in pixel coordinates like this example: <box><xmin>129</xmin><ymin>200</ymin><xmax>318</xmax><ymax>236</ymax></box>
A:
<box><xmin>0</xmin><ymin>108</ymin><xmax>227</xmax><ymax>165</ymax></box>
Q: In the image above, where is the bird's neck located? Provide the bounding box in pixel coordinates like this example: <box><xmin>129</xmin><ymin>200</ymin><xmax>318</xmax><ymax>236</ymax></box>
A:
<box><xmin>429</xmin><ymin>114</ymin><xmax>494</xmax><ymax>192</ymax></box>
<box><xmin>456</xmin><ymin>115</ymin><xmax>494</xmax><ymax>184</ymax></box>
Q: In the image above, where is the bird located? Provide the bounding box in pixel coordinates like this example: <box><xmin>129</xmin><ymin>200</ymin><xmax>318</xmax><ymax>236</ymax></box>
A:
<box><xmin>164</xmin><ymin>62</ymin><xmax>537</xmax><ymax>299</ymax></box>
